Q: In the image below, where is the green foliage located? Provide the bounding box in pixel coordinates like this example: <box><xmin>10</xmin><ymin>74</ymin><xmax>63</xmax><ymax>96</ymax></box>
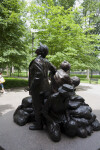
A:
<box><xmin>0</xmin><ymin>0</ymin><xmax>27</xmax><ymax>70</ymax></box>
<box><xmin>82</xmin><ymin>0</ymin><xmax>100</xmax><ymax>35</ymax></box>
<box><xmin>11</xmin><ymin>71</ymin><xmax>28</xmax><ymax>77</ymax></box>
<box><xmin>0</xmin><ymin>0</ymin><xmax>25</xmax><ymax>49</ymax></box>
<box><xmin>35</xmin><ymin>0</ymin><xmax>75</xmax><ymax>9</ymax></box>
<box><xmin>3</xmin><ymin>77</ymin><xmax>28</xmax><ymax>89</ymax></box>
<box><xmin>1</xmin><ymin>0</ymin><xmax>100</xmax><ymax>73</ymax></box>
<box><xmin>71</xmin><ymin>74</ymin><xmax>100</xmax><ymax>79</ymax></box>
<box><xmin>80</xmin><ymin>0</ymin><xmax>100</xmax><ymax>71</ymax></box>
<box><xmin>28</xmin><ymin>3</ymin><xmax>99</xmax><ymax>70</ymax></box>
<box><xmin>71</xmin><ymin>74</ymin><xmax>87</xmax><ymax>78</ymax></box>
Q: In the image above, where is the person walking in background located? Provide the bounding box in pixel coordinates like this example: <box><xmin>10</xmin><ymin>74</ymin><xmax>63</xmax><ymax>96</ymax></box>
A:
<box><xmin>0</xmin><ymin>72</ymin><xmax>6</xmax><ymax>93</ymax></box>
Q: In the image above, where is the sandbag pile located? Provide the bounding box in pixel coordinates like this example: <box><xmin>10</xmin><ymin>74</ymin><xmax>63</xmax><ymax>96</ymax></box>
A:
<box><xmin>67</xmin><ymin>94</ymin><xmax>100</xmax><ymax>138</ymax></box>
<box><xmin>13</xmin><ymin>96</ymin><xmax>35</xmax><ymax>126</ymax></box>
<box><xmin>13</xmin><ymin>84</ymin><xmax>100</xmax><ymax>140</ymax></box>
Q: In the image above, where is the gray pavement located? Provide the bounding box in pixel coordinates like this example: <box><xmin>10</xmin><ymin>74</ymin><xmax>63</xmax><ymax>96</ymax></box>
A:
<box><xmin>0</xmin><ymin>83</ymin><xmax>100</xmax><ymax>150</ymax></box>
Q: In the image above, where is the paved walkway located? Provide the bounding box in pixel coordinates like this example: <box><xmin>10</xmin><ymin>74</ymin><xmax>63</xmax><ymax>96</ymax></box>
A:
<box><xmin>0</xmin><ymin>83</ymin><xmax>100</xmax><ymax>150</ymax></box>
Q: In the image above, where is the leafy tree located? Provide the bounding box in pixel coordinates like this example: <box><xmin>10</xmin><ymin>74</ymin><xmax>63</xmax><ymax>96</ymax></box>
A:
<box><xmin>0</xmin><ymin>0</ymin><xmax>27</xmax><ymax>73</ymax></box>
<box><xmin>28</xmin><ymin>2</ymin><xmax>99</xmax><ymax>70</ymax></box>
<box><xmin>82</xmin><ymin>0</ymin><xmax>100</xmax><ymax>34</ymax></box>
<box><xmin>81</xmin><ymin>0</ymin><xmax>100</xmax><ymax>74</ymax></box>
<box><xmin>35</xmin><ymin>0</ymin><xmax>76</xmax><ymax>9</ymax></box>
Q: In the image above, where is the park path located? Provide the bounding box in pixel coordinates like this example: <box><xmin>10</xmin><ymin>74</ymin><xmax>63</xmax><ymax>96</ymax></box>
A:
<box><xmin>0</xmin><ymin>83</ymin><xmax>100</xmax><ymax>150</ymax></box>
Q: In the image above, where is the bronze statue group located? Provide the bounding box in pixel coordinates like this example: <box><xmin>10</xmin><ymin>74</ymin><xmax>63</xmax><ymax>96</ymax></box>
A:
<box><xmin>14</xmin><ymin>43</ymin><xmax>100</xmax><ymax>142</ymax></box>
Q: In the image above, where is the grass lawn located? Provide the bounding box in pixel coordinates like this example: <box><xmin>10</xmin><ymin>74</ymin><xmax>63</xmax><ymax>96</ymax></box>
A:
<box><xmin>1</xmin><ymin>76</ymin><xmax>100</xmax><ymax>90</ymax></box>
<box><xmin>71</xmin><ymin>74</ymin><xmax>100</xmax><ymax>84</ymax></box>
<box><xmin>80</xmin><ymin>78</ymin><xmax>100</xmax><ymax>84</ymax></box>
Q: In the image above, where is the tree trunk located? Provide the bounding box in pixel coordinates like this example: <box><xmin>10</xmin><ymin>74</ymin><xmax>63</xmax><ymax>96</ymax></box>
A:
<box><xmin>12</xmin><ymin>66</ymin><xmax>14</xmax><ymax>74</ymax></box>
<box><xmin>18</xmin><ymin>69</ymin><xmax>19</xmax><ymax>77</ymax></box>
<box><xmin>90</xmin><ymin>70</ymin><xmax>93</xmax><ymax>78</ymax></box>
<box><xmin>10</xmin><ymin>67</ymin><xmax>12</xmax><ymax>77</ymax></box>
<box><xmin>6</xmin><ymin>66</ymin><xmax>9</xmax><ymax>76</ymax></box>
<box><xmin>87</xmin><ymin>69</ymin><xmax>90</xmax><ymax>79</ymax></box>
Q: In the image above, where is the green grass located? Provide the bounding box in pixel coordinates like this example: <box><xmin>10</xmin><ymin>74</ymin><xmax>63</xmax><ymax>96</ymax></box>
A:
<box><xmin>2</xmin><ymin>77</ymin><xmax>28</xmax><ymax>89</ymax></box>
<box><xmin>71</xmin><ymin>74</ymin><xmax>100</xmax><ymax>84</ymax></box>
<box><xmin>80</xmin><ymin>78</ymin><xmax>89</xmax><ymax>83</ymax></box>
<box><xmin>80</xmin><ymin>78</ymin><xmax>100</xmax><ymax>84</ymax></box>
<box><xmin>1</xmin><ymin>75</ymin><xmax>100</xmax><ymax>90</ymax></box>
<box><xmin>71</xmin><ymin>74</ymin><xmax>100</xmax><ymax>79</ymax></box>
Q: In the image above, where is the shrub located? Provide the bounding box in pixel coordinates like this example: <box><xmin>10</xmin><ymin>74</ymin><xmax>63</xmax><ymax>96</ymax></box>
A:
<box><xmin>3</xmin><ymin>77</ymin><xmax>28</xmax><ymax>89</ymax></box>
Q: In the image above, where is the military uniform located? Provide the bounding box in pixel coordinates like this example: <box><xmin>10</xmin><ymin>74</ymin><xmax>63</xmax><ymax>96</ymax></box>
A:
<box><xmin>29</xmin><ymin>55</ymin><xmax>56</xmax><ymax>129</ymax></box>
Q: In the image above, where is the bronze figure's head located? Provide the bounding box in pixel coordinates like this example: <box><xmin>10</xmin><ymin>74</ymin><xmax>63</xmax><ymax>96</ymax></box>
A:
<box><xmin>35</xmin><ymin>43</ymin><xmax>49</xmax><ymax>58</ymax></box>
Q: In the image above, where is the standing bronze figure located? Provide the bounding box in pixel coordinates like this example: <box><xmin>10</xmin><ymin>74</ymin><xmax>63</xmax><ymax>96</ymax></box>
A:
<box><xmin>29</xmin><ymin>43</ymin><xmax>56</xmax><ymax>130</ymax></box>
